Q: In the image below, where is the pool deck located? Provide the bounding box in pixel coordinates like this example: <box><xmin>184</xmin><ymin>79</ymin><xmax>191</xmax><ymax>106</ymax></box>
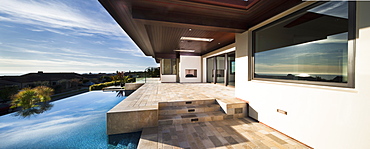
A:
<box><xmin>107</xmin><ymin>79</ymin><xmax>310</xmax><ymax>148</ymax></box>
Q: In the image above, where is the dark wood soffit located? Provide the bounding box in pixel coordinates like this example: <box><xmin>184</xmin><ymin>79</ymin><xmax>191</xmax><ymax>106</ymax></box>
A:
<box><xmin>186</xmin><ymin>0</ymin><xmax>260</xmax><ymax>10</ymax></box>
<box><xmin>134</xmin><ymin>19</ymin><xmax>245</xmax><ymax>33</ymax></box>
<box><xmin>131</xmin><ymin>0</ymin><xmax>303</xmax><ymax>32</ymax></box>
<box><xmin>99</xmin><ymin>0</ymin><xmax>155</xmax><ymax>57</ymax></box>
<box><xmin>99</xmin><ymin>0</ymin><xmax>304</xmax><ymax>58</ymax></box>
<box><xmin>242</xmin><ymin>0</ymin><xmax>303</xmax><ymax>26</ymax></box>
<box><xmin>132</xmin><ymin>6</ymin><xmax>249</xmax><ymax>31</ymax></box>
<box><xmin>156</xmin><ymin>53</ymin><xmax>177</xmax><ymax>59</ymax></box>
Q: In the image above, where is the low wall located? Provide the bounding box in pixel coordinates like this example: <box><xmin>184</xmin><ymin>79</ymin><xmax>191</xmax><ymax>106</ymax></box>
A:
<box><xmin>124</xmin><ymin>83</ymin><xmax>144</xmax><ymax>96</ymax></box>
<box><xmin>107</xmin><ymin>83</ymin><xmax>158</xmax><ymax>135</ymax></box>
<box><xmin>107</xmin><ymin>108</ymin><xmax>158</xmax><ymax>135</ymax></box>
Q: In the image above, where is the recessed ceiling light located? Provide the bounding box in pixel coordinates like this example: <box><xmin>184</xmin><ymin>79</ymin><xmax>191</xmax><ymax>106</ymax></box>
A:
<box><xmin>180</xmin><ymin>37</ymin><xmax>214</xmax><ymax>42</ymax></box>
<box><xmin>188</xmin><ymin>28</ymin><xmax>192</xmax><ymax>31</ymax></box>
<box><xmin>174</xmin><ymin>49</ymin><xmax>195</xmax><ymax>52</ymax></box>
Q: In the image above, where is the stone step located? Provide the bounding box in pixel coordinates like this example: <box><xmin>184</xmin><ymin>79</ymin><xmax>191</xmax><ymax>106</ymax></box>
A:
<box><xmin>159</xmin><ymin>104</ymin><xmax>221</xmax><ymax>115</ymax></box>
<box><xmin>158</xmin><ymin>111</ymin><xmax>233</xmax><ymax>125</ymax></box>
<box><xmin>158</xmin><ymin>98</ymin><xmax>216</xmax><ymax>108</ymax></box>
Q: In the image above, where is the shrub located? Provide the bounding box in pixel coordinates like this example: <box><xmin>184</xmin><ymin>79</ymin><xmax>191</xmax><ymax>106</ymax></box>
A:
<box><xmin>11</xmin><ymin>86</ymin><xmax>54</xmax><ymax>109</ymax></box>
<box><xmin>89</xmin><ymin>81</ymin><xmax>116</xmax><ymax>91</ymax></box>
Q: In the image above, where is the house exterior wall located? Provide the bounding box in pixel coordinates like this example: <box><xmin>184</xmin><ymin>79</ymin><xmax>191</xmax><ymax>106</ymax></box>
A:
<box><xmin>233</xmin><ymin>2</ymin><xmax>370</xmax><ymax>149</ymax></box>
<box><xmin>179</xmin><ymin>55</ymin><xmax>201</xmax><ymax>83</ymax></box>
<box><xmin>160</xmin><ymin>59</ymin><xmax>177</xmax><ymax>83</ymax></box>
<box><xmin>160</xmin><ymin>74</ymin><xmax>177</xmax><ymax>83</ymax></box>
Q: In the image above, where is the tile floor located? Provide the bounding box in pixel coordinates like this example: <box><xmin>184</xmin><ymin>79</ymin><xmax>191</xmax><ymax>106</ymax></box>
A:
<box><xmin>110</xmin><ymin>79</ymin><xmax>311</xmax><ymax>148</ymax></box>
<box><xmin>139</xmin><ymin>118</ymin><xmax>310</xmax><ymax>149</ymax></box>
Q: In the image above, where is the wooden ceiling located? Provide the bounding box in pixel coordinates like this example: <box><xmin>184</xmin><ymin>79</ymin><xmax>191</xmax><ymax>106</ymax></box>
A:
<box><xmin>99</xmin><ymin>0</ymin><xmax>303</xmax><ymax>62</ymax></box>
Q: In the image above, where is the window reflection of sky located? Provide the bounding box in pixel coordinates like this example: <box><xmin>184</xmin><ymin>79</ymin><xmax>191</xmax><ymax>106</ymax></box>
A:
<box><xmin>308</xmin><ymin>1</ymin><xmax>348</xmax><ymax>19</ymax></box>
<box><xmin>254</xmin><ymin>1</ymin><xmax>348</xmax><ymax>79</ymax></box>
<box><xmin>255</xmin><ymin>33</ymin><xmax>348</xmax><ymax>75</ymax></box>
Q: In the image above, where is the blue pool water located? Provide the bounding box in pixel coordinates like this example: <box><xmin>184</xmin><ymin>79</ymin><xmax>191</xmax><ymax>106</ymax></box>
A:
<box><xmin>0</xmin><ymin>91</ymin><xmax>140</xmax><ymax>149</ymax></box>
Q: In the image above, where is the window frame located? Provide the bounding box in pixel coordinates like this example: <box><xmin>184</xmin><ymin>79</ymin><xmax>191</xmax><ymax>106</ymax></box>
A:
<box><xmin>251</xmin><ymin>1</ymin><xmax>356</xmax><ymax>88</ymax></box>
<box><xmin>161</xmin><ymin>58</ymin><xmax>177</xmax><ymax>75</ymax></box>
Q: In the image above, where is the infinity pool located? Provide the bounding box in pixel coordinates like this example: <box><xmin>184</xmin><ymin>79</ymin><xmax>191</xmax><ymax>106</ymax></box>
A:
<box><xmin>0</xmin><ymin>91</ymin><xmax>140</xmax><ymax>149</ymax></box>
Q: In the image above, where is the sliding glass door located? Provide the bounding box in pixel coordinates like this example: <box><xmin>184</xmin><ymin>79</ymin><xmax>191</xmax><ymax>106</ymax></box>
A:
<box><xmin>228</xmin><ymin>53</ymin><xmax>235</xmax><ymax>86</ymax></box>
<box><xmin>206</xmin><ymin>58</ymin><xmax>214</xmax><ymax>83</ymax></box>
<box><xmin>216</xmin><ymin>55</ymin><xmax>225</xmax><ymax>84</ymax></box>
<box><xmin>206</xmin><ymin>51</ymin><xmax>235</xmax><ymax>86</ymax></box>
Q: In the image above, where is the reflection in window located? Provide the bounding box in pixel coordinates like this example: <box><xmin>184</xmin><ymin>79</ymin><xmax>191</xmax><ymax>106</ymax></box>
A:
<box><xmin>216</xmin><ymin>55</ymin><xmax>225</xmax><ymax>83</ymax></box>
<box><xmin>206</xmin><ymin>58</ymin><xmax>214</xmax><ymax>83</ymax></box>
<box><xmin>254</xmin><ymin>1</ymin><xmax>350</xmax><ymax>83</ymax></box>
<box><xmin>161</xmin><ymin>59</ymin><xmax>177</xmax><ymax>75</ymax></box>
<box><xmin>185</xmin><ymin>69</ymin><xmax>197</xmax><ymax>78</ymax></box>
<box><xmin>228</xmin><ymin>53</ymin><xmax>235</xmax><ymax>86</ymax></box>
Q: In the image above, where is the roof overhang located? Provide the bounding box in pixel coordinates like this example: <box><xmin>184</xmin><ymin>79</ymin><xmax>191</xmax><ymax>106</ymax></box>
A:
<box><xmin>99</xmin><ymin>0</ymin><xmax>303</xmax><ymax>63</ymax></box>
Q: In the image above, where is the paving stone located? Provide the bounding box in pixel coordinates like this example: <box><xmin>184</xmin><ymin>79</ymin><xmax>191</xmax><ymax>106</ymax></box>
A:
<box><xmin>209</xmin><ymin>135</ymin><xmax>223</xmax><ymax>147</ymax></box>
<box><xmin>118</xmin><ymin>83</ymin><xmax>310</xmax><ymax>149</ymax></box>
<box><xmin>266</xmin><ymin>134</ymin><xmax>288</xmax><ymax>145</ymax></box>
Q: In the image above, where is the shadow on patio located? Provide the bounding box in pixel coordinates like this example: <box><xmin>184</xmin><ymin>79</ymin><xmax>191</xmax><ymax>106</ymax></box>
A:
<box><xmin>139</xmin><ymin>118</ymin><xmax>310</xmax><ymax>149</ymax></box>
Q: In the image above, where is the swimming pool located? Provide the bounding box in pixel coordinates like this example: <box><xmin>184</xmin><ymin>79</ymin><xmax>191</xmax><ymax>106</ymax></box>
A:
<box><xmin>0</xmin><ymin>91</ymin><xmax>140</xmax><ymax>149</ymax></box>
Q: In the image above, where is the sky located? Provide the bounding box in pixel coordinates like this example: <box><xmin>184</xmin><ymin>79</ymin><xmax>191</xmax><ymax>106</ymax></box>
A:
<box><xmin>0</xmin><ymin>0</ymin><xmax>158</xmax><ymax>76</ymax></box>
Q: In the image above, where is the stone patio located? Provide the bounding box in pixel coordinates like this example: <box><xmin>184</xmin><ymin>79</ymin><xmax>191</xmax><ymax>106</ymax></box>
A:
<box><xmin>139</xmin><ymin>118</ymin><xmax>310</xmax><ymax>149</ymax></box>
<box><xmin>107</xmin><ymin>80</ymin><xmax>245</xmax><ymax>135</ymax></box>
<box><xmin>107</xmin><ymin>79</ymin><xmax>311</xmax><ymax>148</ymax></box>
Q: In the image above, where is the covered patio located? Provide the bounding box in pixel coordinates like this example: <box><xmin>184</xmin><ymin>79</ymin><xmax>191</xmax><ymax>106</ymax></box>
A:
<box><xmin>107</xmin><ymin>81</ymin><xmax>310</xmax><ymax>148</ymax></box>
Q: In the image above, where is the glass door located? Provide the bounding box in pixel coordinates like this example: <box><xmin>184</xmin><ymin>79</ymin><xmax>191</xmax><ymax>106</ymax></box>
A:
<box><xmin>228</xmin><ymin>52</ymin><xmax>235</xmax><ymax>86</ymax></box>
<box><xmin>216</xmin><ymin>55</ymin><xmax>225</xmax><ymax>84</ymax></box>
<box><xmin>206</xmin><ymin>58</ymin><xmax>214</xmax><ymax>83</ymax></box>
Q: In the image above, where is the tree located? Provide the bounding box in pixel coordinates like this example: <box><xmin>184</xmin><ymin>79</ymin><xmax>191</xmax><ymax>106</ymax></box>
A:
<box><xmin>111</xmin><ymin>71</ymin><xmax>133</xmax><ymax>86</ymax></box>
<box><xmin>11</xmin><ymin>86</ymin><xmax>54</xmax><ymax>117</ymax></box>
<box><xmin>0</xmin><ymin>86</ymin><xmax>19</xmax><ymax>103</ymax></box>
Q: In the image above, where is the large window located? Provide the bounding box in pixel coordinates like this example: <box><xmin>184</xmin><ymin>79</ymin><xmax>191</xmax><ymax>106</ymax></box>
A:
<box><xmin>161</xmin><ymin>59</ymin><xmax>177</xmax><ymax>75</ymax></box>
<box><xmin>253</xmin><ymin>1</ymin><xmax>355</xmax><ymax>87</ymax></box>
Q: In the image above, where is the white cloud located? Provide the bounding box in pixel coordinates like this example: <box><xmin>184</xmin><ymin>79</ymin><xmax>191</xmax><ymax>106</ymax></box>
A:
<box><xmin>0</xmin><ymin>0</ymin><xmax>126</xmax><ymax>37</ymax></box>
<box><xmin>0</xmin><ymin>59</ymin><xmax>149</xmax><ymax>74</ymax></box>
<box><xmin>112</xmin><ymin>47</ymin><xmax>150</xmax><ymax>58</ymax></box>
<box><xmin>0</xmin><ymin>57</ymin><xmax>145</xmax><ymax>71</ymax></box>
<box><xmin>255</xmin><ymin>63</ymin><xmax>344</xmax><ymax>75</ymax></box>
<box><xmin>1</xmin><ymin>45</ymin><xmax>128</xmax><ymax>61</ymax></box>
<box><xmin>24</xmin><ymin>39</ymin><xmax>49</xmax><ymax>43</ymax></box>
<box><xmin>291</xmin><ymin>52</ymin><xmax>329</xmax><ymax>58</ymax></box>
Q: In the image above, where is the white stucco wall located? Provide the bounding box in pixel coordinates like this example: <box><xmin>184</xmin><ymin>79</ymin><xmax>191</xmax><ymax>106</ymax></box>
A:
<box><xmin>179</xmin><ymin>55</ymin><xmax>201</xmax><ymax>83</ymax></box>
<box><xmin>161</xmin><ymin>75</ymin><xmax>176</xmax><ymax>83</ymax></box>
<box><xmin>235</xmin><ymin>2</ymin><xmax>370</xmax><ymax>149</ymax></box>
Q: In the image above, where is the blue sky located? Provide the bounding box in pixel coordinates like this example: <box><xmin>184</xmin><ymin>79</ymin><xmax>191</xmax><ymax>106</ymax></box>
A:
<box><xmin>0</xmin><ymin>0</ymin><xmax>158</xmax><ymax>76</ymax></box>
